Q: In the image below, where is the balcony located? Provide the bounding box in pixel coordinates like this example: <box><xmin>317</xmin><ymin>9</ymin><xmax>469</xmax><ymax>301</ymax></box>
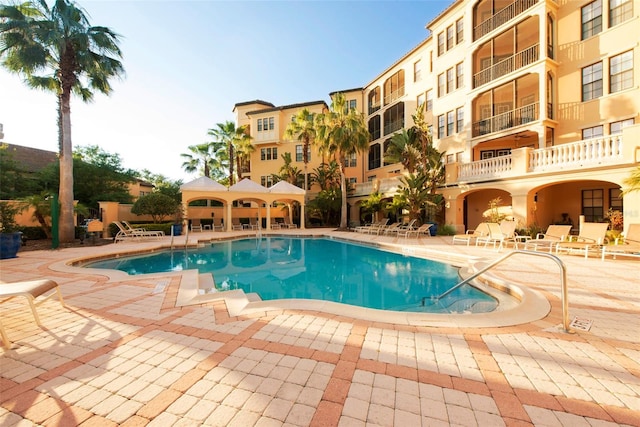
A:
<box><xmin>473</xmin><ymin>103</ymin><xmax>538</xmax><ymax>137</ymax></box>
<box><xmin>473</xmin><ymin>44</ymin><xmax>539</xmax><ymax>88</ymax></box>
<box><xmin>474</xmin><ymin>0</ymin><xmax>538</xmax><ymax>40</ymax></box>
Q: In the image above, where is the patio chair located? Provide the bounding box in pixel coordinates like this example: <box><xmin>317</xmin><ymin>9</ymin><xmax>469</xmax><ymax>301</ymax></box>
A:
<box><xmin>122</xmin><ymin>220</ymin><xmax>164</xmax><ymax>236</ymax></box>
<box><xmin>283</xmin><ymin>218</ymin><xmax>298</xmax><ymax>229</ymax></box>
<box><xmin>190</xmin><ymin>219</ymin><xmax>203</xmax><ymax>232</ymax></box>
<box><xmin>0</xmin><ymin>279</ymin><xmax>65</xmax><ymax>347</ymax></box>
<box><xmin>556</xmin><ymin>222</ymin><xmax>609</xmax><ymax>259</ymax></box>
<box><xmin>270</xmin><ymin>218</ymin><xmax>281</xmax><ymax>230</ymax></box>
<box><xmin>476</xmin><ymin>221</ymin><xmax>516</xmax><ymax>250</ymax></box>
<box><xmin>363</xmin><ymin>218</ymin><xmax>389</xmax><ymax>234</ymax></box>
<box><xmin>231</xmin><ymin>218</ymin><xmax>244</xmax><ymax>231</ymax></box>
<box><xmin>113</xmin><ymin>221</ymin><xmax>163</xmax><ymax>242</ymax></box>
<box><xmin>452</xmin><ymin>222</ymin><xmax>490</xmax><ymax>246</ymax></box>
<box><xmin>213</xmin><ymin>218</ymin><xmax>225</xmax><ymax>231</ymax></box>
<box><xmin>355</xmin><ymin>219</ymin><xmax>383</xmax><ymax>233</ymax></box>
<box><xmin>602</xmin><ymin>223</ymin><xmax>640</xmax><ymax>260</ymax></box>
<box><xmin>382</xmin><ymin>222</ymin><xmax>404</xmax><ymax>236</ymax></box>
<box><xmin>397</xmin><ymin>223</ymin><xmax>433</xmax><ymax>239</ymax></box>
<box><xmin>524</xmin><ymin>225</ymin><xmax>572</xmax><ymax>253</ymax></box>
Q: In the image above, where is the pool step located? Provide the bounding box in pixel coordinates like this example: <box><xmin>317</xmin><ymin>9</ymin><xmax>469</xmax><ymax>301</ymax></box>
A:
<box><xmin>198</xmin><ymin>273</ymin><xmax>217</xmax><ymax>294</ymax></box>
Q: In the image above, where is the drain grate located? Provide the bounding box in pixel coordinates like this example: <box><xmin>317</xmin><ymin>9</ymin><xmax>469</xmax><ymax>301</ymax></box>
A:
<box><xmin>570</xmin><ymin>316</ymin><xmax>593</xmax><ymax>331</ymax></box>
<box><xmin>152</xmin><ymin>279</ymin><xmax>170</xmax><ymax>294</ymax></box>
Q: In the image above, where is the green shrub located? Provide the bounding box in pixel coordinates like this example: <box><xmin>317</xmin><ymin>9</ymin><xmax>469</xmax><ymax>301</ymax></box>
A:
<box><xmin>20</xmin><ymin>226</ymin><xmax>47</xmax><ymax>240</ymax></box>
<box><xmin>437</xmin><ymin>223</ymin><xmax>456</xmax><ymax>236</ymax></box>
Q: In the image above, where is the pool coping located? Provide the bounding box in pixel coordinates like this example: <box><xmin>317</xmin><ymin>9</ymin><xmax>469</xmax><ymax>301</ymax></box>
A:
<box><xmin>57</xmin><ymin>232</ymin><xmax>552</xmax><ymax>328</ymax></box>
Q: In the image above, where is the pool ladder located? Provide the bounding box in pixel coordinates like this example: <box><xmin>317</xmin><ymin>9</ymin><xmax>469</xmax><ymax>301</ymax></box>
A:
<box><xmin>429</xmin><ymin>250</ymin><xmax>572</xmax><ymax>333</ymax></box>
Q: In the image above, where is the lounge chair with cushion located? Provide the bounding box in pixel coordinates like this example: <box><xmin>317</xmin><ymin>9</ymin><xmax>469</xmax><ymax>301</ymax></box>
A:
<box><xmin>452</xmin><ymin>222</ymin><xmax>490</xmax><ymax>246</ymax></box>
<box><xmin>113</xmin><ymin>221</ymin><xmax>163</xmax><ymax>242</ymax></box>
<box><xmin>355</xmin><ymin>219</ymin><xmax>385</xmax><ymax>233</ymax></box>
<box><xmin>556</xmin><ymin>222</ymin><xmax>609</xmax><ymax>259</ymax></box>
<box><xmin>231</xmin><ymin>218</ymin><xmax>244</xmax><ymax>231</ymax></box>
<box><xmin>602</xmin><ymin>223</ymin><xmax>640</xmax><ymax>260</ymax></box>
<box><xmin>190</xmin><ymin>219</ymin><xmax>203</xmax><ymax>232</ymax></box>
<box><xmin>397</xmin><ymin>223</ymin><xmax>433</xmax><ymax>239</ymax></box>
<box><xmin>0</xmin><ymin>279</ymin><xmax>64</xmax><ymax>347</ymax></box>
<box><xmin>282</xmin><ymin>218</ymin><xmax>297</xmax><ymax>229</ymax></box>
<box><xmin>476</xmin><ymin>221</ymin><xmax>516</xmax><ymax>250</ymax></box>
<box><xmin>213</xmin><ymin>218</ymin><xmax>225</xmax><ymax>231</ymax></box>
<box><xmin>363</xmin><ymin>219</ymin><xmax>390</xmax><ymax>235</ymax></box>
<box><xmin>524</xmin><ymin>225</ymin><xmax>572</xmax><ymax>252</ymax></box>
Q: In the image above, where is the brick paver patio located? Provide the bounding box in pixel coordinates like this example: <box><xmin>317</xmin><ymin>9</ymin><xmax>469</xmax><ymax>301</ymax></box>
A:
<box><xmin>1</xmin><ymin>229</ymin><xmax>638</xmax><ymax>426</ymax></box>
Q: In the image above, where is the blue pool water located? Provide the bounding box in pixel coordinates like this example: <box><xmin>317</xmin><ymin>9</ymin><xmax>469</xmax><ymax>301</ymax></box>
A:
<box><xmin>85</xmin><ymin>237</ymin><xmax>497</xmax><ymax>313</ymax></box>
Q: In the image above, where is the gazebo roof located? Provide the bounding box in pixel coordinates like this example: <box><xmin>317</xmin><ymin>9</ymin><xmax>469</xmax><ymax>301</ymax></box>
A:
<box><xmin>269</xmin><ymin>181</ymin><xmax>305</xmax><ymax>194</ymax></box>
<box><xmin>179</xmin><ymin>176</ymin><xmax>227</xmax><ymax>191</ymax></box>
<box><xmin>229</xmin><ymin>178</ymin><xmax>269</xmax><ymax>193</ymax></box>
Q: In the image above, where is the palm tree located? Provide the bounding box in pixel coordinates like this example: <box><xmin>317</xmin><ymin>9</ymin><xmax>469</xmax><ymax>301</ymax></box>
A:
<box><xmin>621</xmin><ymin>166</ymin><xmax>640</xmax><ymax>195</ymax></box>
<box><xmin>284</xmin><ymin>108</ymin><xmax>316</xmax><ymax>191</ymax></box>
<box><xmin>392</xmin><ymin>173</ymin><xmax>432</xmax><ymax>222</ymax></box>
<box><xmin>0</xmin><ymin>0</ymin><xmax>124</xmax><ymax>242</ymax></box>
<box><xmin>273</xmin><ymin>152</ymin><xmax>302</xmax><ymax>185</ymax></box>
<box><xmin>208</xmin><ymin>121</ymin><xmax>251</xmax><ymax>186</ymax></box>
<box><xmin>310</xmin><ymin>161</ymin><xmax>341</xmax><ymax>192</ymax></box>
<box><xmin>385</xmin><ymin>129</ymin><xmax>421</xmax><ymax>174</ymax></box>
<box><xmin>315</xmin><ymin>93</ymin><xmax>370</xmax><ymax>229</ymax></box>
<box><xmin>180</xmin><ymin>143</ymin><xmax>219</xmax><ymax>178</ymax></box>
<box><xmin>233</xmin><ymin>132</ymin><xmax>254</xmax><ymax>182</ymax></box>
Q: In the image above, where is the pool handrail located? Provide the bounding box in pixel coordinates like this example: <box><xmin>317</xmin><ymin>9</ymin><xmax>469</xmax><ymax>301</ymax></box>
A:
<box><xmin>432</xmin><ymin>250</ymin><xmax>572</xmax><ymax>333</ymax></box>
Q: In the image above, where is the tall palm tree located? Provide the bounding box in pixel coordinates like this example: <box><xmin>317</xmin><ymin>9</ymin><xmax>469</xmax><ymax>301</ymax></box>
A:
<box><xmin>0</xmin><ymin>0</ymin><xmax>124</xmax><ymax>242</ymax></box>
<box><xmin>233</xmin><ymin>131</ymin><xmax>254</xmax><ymax>182</ymax></box>
<box><xmin>315</xmin><ymin>93</ymin><xmax>370</xmax><ymax>229</ymax></box>
<box><xmin>621</xmin><ymin>166</ymin><xmax>640</xmax><ymax>195</ymax></box>
<box><xmin>208</xmin><ymin>121</ymin><xmax>250</xmax><ymax>186</ymax></box>
<box><xmin>385</xmin><ymin>128</ymin><xmax>421</xmax><ymax>174</ymax></box>
<box><xmin>180</xmin><ymin>143</ymin><xmax>219</xmax><ymax>178</ymax></box>
<box><xmin>284</xmin><ymin>108</ymin><xmax>316</xmax><ymax>191</ymax></box>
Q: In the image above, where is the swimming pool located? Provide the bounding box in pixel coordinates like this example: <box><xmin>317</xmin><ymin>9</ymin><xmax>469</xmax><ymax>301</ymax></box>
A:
<box><xmin>85</xmin><ymin>237</ymin><xmax>498</xmax><ymax>313</ymax></box>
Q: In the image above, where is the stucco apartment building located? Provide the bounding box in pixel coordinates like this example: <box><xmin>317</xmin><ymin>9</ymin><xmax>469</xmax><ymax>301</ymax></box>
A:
<box><xmin>234</xmin><ymin>0</ymin><xmax>640</xmax><ymax>233</ymax></box>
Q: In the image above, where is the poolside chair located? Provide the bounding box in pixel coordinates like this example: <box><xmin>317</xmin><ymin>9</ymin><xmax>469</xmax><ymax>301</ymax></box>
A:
<box><xmin>355</xmin><ymin>220</ymin><xmax>382</xmax><ymax>233</ymax></box>
<box><xmin>452</xmin><ymin>222</ymin><xmax>490</xmax><ymax>246</ymax></box>
<box><xmin>231</xmin><ymin>218</ymin><xmax>244</xmax><ymax>231</ymax></box>
<box><xmin>113</xmin><ymin>221</ymin><xmax>163</xmax><ymax>242</ymax></box>
<box><xmin>270</xmin><ymin>218</ymin><xmax>281</xmax><ymax>230</ymax></box>
<box><xmin>524</xmin><ymin>225</ymin><xmax>572</xmax><ymax>253</ymax></box>
<box><xmin>283</xmin><ymin>218</ymin><xmax>297</xmax><ymax>229</ymax></box>
<box><xmin>397</xmin><ymin>223</ymin><xmax>433</xmax><ymax>239</ymax></box>
<box><xmin>556</xmin><ymin>222</ymin><xmax>609</xmax><ymax>259</ymax></box>
<box><xmin>213</xmin><ymin>218</ymin><xmax>225</xmax><ymax>231</ymax></box>
<box><xmin>190</xmin><ymin>219</ymin><xmax>203</xmax><ymax>232</ymax></box>
<box><xmin>364</xmin><ymin>218</ymin><xmax>390</xmax><ymax>234</ymax></box>
<box><xmin>381</xmin><ymin>222</ymin><xmax>403</xmax><ymax>236</ymax></box>
<box><xmin>0</xmin><ymin>279</ymin><xmax>65</xmax><ymax>347</ymax></box>
<box><xmin>602</xmin><ymin>223</ymin><xmax>640</xmax><ymax>260</ymax></box>
<box><xmin>476</xmin><ymin>221</ymin><xmax>516</xmax><ymax>250</ymax></box>
<box><xmin>122</xmin><ymin>220</ymin><xmax>164</xmax><ymax>236</ymax></box>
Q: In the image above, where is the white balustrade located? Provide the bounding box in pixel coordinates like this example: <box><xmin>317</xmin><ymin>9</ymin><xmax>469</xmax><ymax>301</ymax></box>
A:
<box><xmin>529</xmin><ymin>136</ymin><xmax>622</xmax><ymax>172</ymax></box>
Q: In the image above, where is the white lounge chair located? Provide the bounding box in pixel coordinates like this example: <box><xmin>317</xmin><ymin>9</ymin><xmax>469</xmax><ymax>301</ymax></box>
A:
<box><xmin>190</xmin><ymin>219</ymin><xmax>203</xmax><ymax>232</ymax></box>
<box><xmin>556</xmin><ymin>222</ymin><xmax>609</xmax><ymax>259</ymax></box>
<box><xmin>476</xmin><ymin>221</ymin><xmax>516</xmax><ymax>250</ymax></box>
<box><xmin>113</xmin><ymin>221</ymin><xmax>163</xmax><ymax>242</ymax></box>
<box><xmin>397</xmin><ymin>223</ymin><xmax>433</xmax><ymax>239</ymax></box>
<box><xmin>452</xmin><ymin>222</ymin><xmax>490</xmax><ymax>246</ymax></box>
<box><xmin>602</xmin><ymin>223</ymin><xmax>640</xmax><ymax>260</ymax></box>
<box><xmin>524</xmin><ymin>225</ymin><xmax>572</xmax><ymax>252</ymax></box>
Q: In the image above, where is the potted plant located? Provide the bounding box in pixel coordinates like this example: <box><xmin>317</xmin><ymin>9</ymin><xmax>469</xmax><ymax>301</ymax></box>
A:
<box><xmin>0</xmin><ymin>201</ymin><xmax>25</xmax><ymax>259</ymax></box>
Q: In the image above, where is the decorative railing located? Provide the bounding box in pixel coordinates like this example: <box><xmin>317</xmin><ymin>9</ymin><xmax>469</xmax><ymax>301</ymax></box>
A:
<box><xmin>474</xmin><ymin>0</ymin><xmax>538</xmax><ymax>40</ymax></box>
<box><xmin>384</xmin><ymin>119</ymin><xmax>404</xmax><ymax>136</ymax></box>
<box><xmin>458</xmin><ymin>155</ymin><xmax>513</xmax><ymax>181</ymax></box>
<box><xmin>473</xmin><ymin>44</ymin><xmax>539</xmax><ymax>88</ymax></box>
<box><xmin>472</xmin><ymin>103</ymin><xmax>538</xmax><ymax>137</ymax></box>
<box><xmin>383</xmin><ymin>87</ymin><xmax>405</xmax><ymax>106</ymax></box>
<box><xmin>529</xmin><ymin>135</ymin><xmax>623</xmax><ymax>172</ymax></box>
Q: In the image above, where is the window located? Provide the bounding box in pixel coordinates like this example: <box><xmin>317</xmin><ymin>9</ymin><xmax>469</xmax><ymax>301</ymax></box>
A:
<box><xmin>446</xmin><ymin>25</ymin><xmax>454</xmax><ymax>50</ymax></box>
<box><xmin>369</xmin><ymin>116</ymin><xmax>381</xmax><ymax>141</ymax></box>
<box><xmin>447</xmin><ymin>111</ymin><xmax>454</xmax><ymax>136</ymax></box>
<box><xmin>446</xmin><ymin>153</ymin><xmax>454</xmax><ymax>164</ymax></box>
<box><xmin>260</xmin><ymin>175</ymin><xmax>274</xmax><ymax>188</ymax></box>
<box><xmin>582</xmin><ymin>125</ymin><xmax>603</xmax><ymax>139</ymax></box>
<box><xmin>417</xmin><ymin>93</ymin><xmax>425</xmax><ymax>107</ymax></box>
<box><xmin>260</xmin><ymin>147</ymin><xmax>278</xmax><ymax>160</ymax></box>
<box><xmin>581</xmin><ymin>0</ymin><xmax>602</xmax><ymax>40</ymax></box>
<box><xmin>456</xmin><ymin>151</ymin><xmax>464</xmax><ymax>162</ymax></box>
<box><xmin>348</xmin><ymin>99</ymin><xmax>357</xmax><ymax>112</ymax></box>
<box><xmin>437</xmin><ymin>73</ymin><xmax>445</xmax><ymax>97</ymax></box>
<box><xmin>610</xmin><ymin>0</ymin><xmax>633</xmax><ymax>27</ymax></box>
<box><xmin>437</xmin><ymin>32</ymin><xmax>445</xmax><ymax>56</ymax></box>
<box><xmin>582</xmin><ymin>62</ymin><xmax>603</xmax><ymax>101</ymax></box>
<box><xmin>295</xmin><ymin>145</ymin><xmax>310</xmax><ymax>162</ymax></box>
<box><xmin>456</xmin><ymin>107</ymin><xmax>464</xmax><ymax>133</ymax></box>
<box><xmin>610</xmin><ymin>118</ymin><xmax>634</xmax><ymax>134</ymax></box>
<box><xmin>368</xmin><ymin>143</ymin><xmax>381</xmax><ymax>170</ymax></box>
<box><xmin>610</xmin><ymin>51</ymin><xmax>633</xmax><ymax>93</ymax></box>
<box><xmin>437</xmin><ymin>115</ymin><xmax>445</xmax><ymax>139</ymax></box>
<box><xmin>348</xmin><ymin>177</ymin><xmax>357</xmax><ymax>185</ymax></box>
<box><xmin>426</xmin><ymin>90</ymin><xmax>433</xmax><ymax>111</ymax></box>
<box><xmin>368</xmin><ymin>87</ymin><xmax>381</xmax><ymax>114</ymax></box>
<box><xmin>383</xmin><ymin>103</ymin><xmax>404</xmax><ymax>135</ymax></box>
<box><xmin>347</xmin><ymin>152</ymin><xmax>357</xmax><ymax>167</ymax></box>
<box><xmin>456</xmin><ymin>62</ymin><xmax>464</xmax><ymax>89</ymax></box>
<box><xmin>446</xmin><ymin>68</ymin><xmax>454</xmax><ymax>93</ymax></box>
<box><xmin>610</xmin><ymin>188</ymin><xmax>623</xmax><ymax>211</ymax></box>
<box><xmin>456</xmin><ymin>18</ymin><xmax>464</xmax><ymax>44</ymax></box>
<box><xmin>257</xmin><ymin>117</ymin><xmax>275</xmax><ymax>132</ymax></box>
<box><xmin>269</xmin><ymin>117</ymin><xmax>274</xmax><ymax>130</ymax></box>
<box><xmin>582</xmin><ymin>189</ymin><xmax>604</xmax><ymax>222</ymax></box>
<box><xmin>414</xmin><ymin>60</ymin><xmax>422</xmax><ymax>82</ymax></box>
<box><xmin>384</xmin><ymin>70</ymin><xmax>405</xmax><ymax>105</ymax></box>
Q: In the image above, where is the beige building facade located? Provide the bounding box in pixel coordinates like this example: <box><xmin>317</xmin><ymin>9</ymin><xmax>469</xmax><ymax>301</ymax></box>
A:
<box><xmin>233</xmin><ymin>0</ymin><xmax>640</xmax><ymax>233</ymax></box>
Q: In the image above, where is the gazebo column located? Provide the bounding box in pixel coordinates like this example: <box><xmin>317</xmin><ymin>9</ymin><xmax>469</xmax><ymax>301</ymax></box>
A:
<box><xmin>266</xmin><ymin>203</ymin><xmax>272</xmax><ymax>230</ymax></box>
<box><xmin>300</xmin><ymin>202</ymin><xmax>305</xmax><ymax>230</ymax></box>
<box><xmin>226</xmin><ymin>201</ymin><xmax>233</xmax><ymax>232</ymax></box>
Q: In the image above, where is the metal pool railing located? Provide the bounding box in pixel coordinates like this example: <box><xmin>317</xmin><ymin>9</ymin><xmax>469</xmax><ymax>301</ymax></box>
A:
<box><xmin>431</xmin><ymin>250</ymin><xmax>572</xmax><ymax>333</ymax></box>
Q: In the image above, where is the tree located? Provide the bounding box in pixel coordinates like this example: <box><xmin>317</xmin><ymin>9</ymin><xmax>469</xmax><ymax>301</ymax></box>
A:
<box><xmin>207</xmin><ymin>121</ymin><xmax>251</xmax><ymax>186</ymax></box>
<box><xmin>621</xmin><ymin>166</ymin><xmax>640</xmax><ymax>195</ymax></box>
<box><xmin>181</xmin><ymin>143</ymin><xmax>218</xmax><ymax>178</ymax></box>
<box><xmin>21</xmin><ymin>192</ymin><xmax>53</xmax><ymax>238</ymax></box>
<box><xmin>391</xmin><ymin>173</ymin><xmax>433</xmax><ymax>222</ymax></box>
<box><xmin>385</xmin><ymin>129</ymin><xmax>421</xmax><ymax>174</ymax></box>
<box><xmin>0</xmin><ymin>143</ymin><xmax>40</xmax><ymax>199</ymax></box>
<box><xmin>310</xmin><ymin>161</ymin><xmax>341</xmax><ymax>192</ymax></box>
<box><xmin>360</xmin><ymin>192</ymin><xmax>385</xmax><ymax>223</ymax></box>
<box><xmin>272</xmin><ymin>152</ymin><xmax>302</xmax><ymax>186</ymax></box>
<box><xmin>0</xmin><ymin>0</ymin><xmax>124</xmax><ymax>242</ymax></box>
<box><xmin>314</xmin><ymin>93</ymin><xmax>370</xmax><ymax>229</ymax></box>
<box><xmin>285</xmin><ymin>108</ymin><xmax>316</xmax><ymax>191</ymax></box>
<box><xmin>138</xmin><ymin>170</ymin><xmax>183</xmax><ymax>203</ymax></box>
<box><xmin>131</xmin><ymin>193</ymin><xmax>179</xmax><ymax>223</ymax></box>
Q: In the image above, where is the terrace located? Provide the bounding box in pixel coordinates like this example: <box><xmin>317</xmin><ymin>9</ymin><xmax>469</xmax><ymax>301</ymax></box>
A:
<box><xmin>1</xmin><ymin>229</ymin><xmax>638</xmax><ymax>425</ymax></box>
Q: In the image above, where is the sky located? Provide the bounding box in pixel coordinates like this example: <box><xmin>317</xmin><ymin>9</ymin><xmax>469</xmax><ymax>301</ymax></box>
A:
<box><xmin>1</xmin><ymin>0</ymin><xmax>451</xmax><ymax>182</ymax></box>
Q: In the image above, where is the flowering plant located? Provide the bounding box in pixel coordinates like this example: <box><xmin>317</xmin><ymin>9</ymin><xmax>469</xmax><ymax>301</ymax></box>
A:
<box><xmin>605</xmin><ymin>208</ymin><xmax>623</xmax><ymax>231</ymax></box>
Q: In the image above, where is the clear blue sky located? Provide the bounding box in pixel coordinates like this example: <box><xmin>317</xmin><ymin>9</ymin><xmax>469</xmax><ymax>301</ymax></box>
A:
<box><xmin>1</xmin><ymin>0</ymin><xmax>451</xmax><ymax>181</ymax></box>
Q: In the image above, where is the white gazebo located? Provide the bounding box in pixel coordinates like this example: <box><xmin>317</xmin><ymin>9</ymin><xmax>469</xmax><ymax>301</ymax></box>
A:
<box><xmin>179</xmin><ymin>177</ymin><xmax>306</xmax><ymax>231</ymax></box>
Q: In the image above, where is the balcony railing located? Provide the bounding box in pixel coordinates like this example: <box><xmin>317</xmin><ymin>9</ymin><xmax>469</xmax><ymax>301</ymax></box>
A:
<box><xmin>458</xmin><ymin>155</ymin><xmax>513</xmax><ymax>181</ymax></box>
<box><xmin>473</xmin><ymin>103</ymin><xmax>538</xmax><ymax>137</ymax></box>
<box><xmin>383</xmin><ymin>87</ymin><xmax>405</xmax><ymax>106</ymax></box>
<box><xmin>384</xmin><ymin>119</ymin><xmax>404</xmax><ymax>136</ymax></box>
<box><xmin>474</xmin><ymin>0</ymin><xmax>538</xmax><ymax>40</ymax></box>
<box><xmin>473</xmin><ymin>44</ymin><xmax>539</xmax><ymax>88</ymax></box>
<box><xmin>529</xmin><ymin>136</ymin><xmax>623</xmax><ymax>172</ymax></box>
